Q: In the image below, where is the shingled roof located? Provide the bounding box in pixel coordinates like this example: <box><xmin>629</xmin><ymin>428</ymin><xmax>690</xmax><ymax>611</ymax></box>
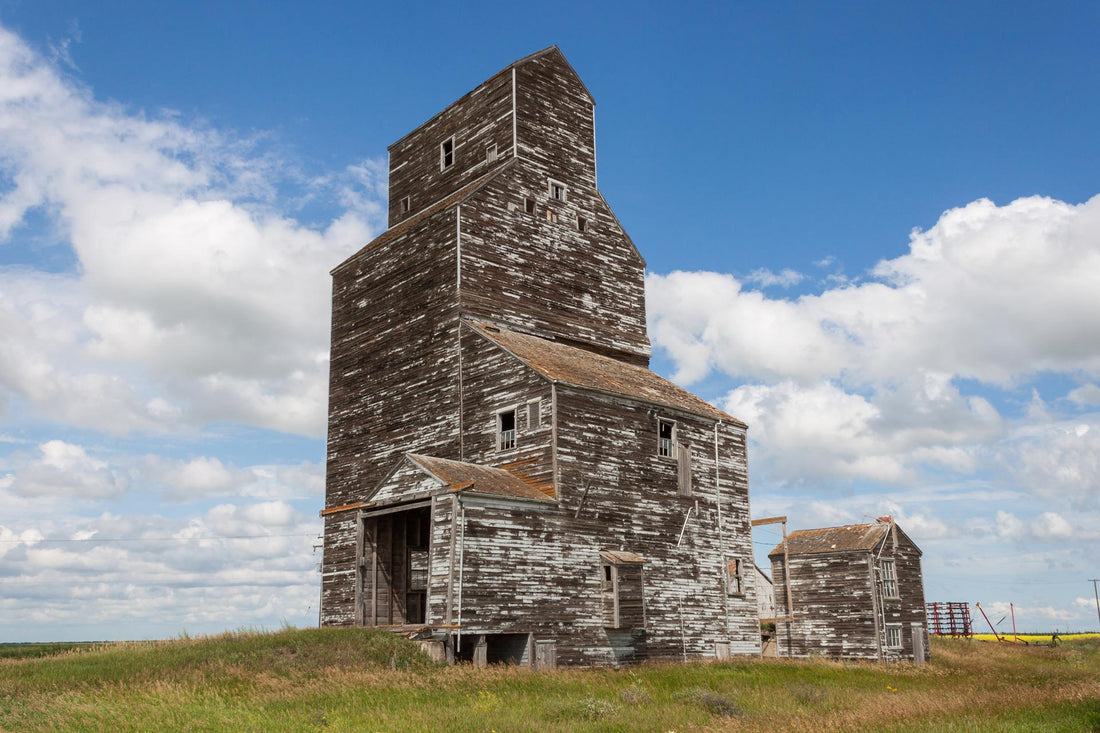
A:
<box><xmin>767</xmin><ymin>522</ymin><xmax>892</xmax><ymax>558</ymax></box>
<box><xmin>466</xmin><ymin>320</ymin><xmax>742</xmax><ymax>425</ymax></box>
<box><xmin>408</xmin><ymin>454</ymin><xmax>554</xmax><ymax>503</ymax></box>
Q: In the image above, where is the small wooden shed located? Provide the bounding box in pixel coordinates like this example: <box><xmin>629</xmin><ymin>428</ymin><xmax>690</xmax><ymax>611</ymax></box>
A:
<box><xmin>768</xmin><ymin>518</ymin><xmax>929</xmax><ymax>662</ymax></box>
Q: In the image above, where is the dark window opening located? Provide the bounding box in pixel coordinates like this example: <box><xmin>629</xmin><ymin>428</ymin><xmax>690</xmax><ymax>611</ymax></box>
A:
<box><xmin>400</xmin><ymin>196</ymin><xmax>411</xmax><ymax>214</ymax></box>
<box><xmin>440</xmin><ymin>137</ymin><xmax>455</xmax><ymax>169</ymax></box>
<box><xmin>677</xmin><ymin>442</ymin><xmax>692</xmax><ymax>496</ymax></box>
<box><xmin>658</xmin><ymin>419</ymin><xmax>674</xmax><ymax>457</ymax></box>
<box><xmin>577</xmin><ymin>216</ymin><xmax>587</xmax><ymax>233</ymax></box>
<box><xmin>498</xmin><ymin>409</ymin><xmax>516</xmax><ymax>450</ymax></box>
<box><xmin>549</xmin><ymin>180</ymin><xmax>567</xmax><ymax>201</ymax></box>
<box><xmin>726</xmin><ymin>557</ymin><xmax>743</xmax><ymax>595</ymax></box>
<box><xmin>524</xmin><ymin>197</ymin><xmax>536</xmax><ymax>215</ymax></box>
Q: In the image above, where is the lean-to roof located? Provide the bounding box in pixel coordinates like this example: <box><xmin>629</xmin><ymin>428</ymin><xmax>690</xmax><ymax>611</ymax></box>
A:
<box><xmin>407</xmin><ymin>454</ymin><xmax>554</xmax><ymax>503</ymax></box>
<box><xmin>467</xmin><ymin>320</ymin><xmax>742</xmax><ymax>426</ymax></box>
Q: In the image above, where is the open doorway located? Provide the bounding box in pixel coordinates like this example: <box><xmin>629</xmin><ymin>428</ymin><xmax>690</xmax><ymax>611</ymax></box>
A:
<box><xmin>359</xmin><ymin>506</ymin><xmax>431</xmax><ymax>626</ymax></box>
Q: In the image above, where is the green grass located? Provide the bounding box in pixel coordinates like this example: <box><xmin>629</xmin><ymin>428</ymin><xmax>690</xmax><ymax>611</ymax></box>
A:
<box><xmin>1</xmin><ymin>629</ymin><xmax>1097</xmax><ymax>732</ymax></box>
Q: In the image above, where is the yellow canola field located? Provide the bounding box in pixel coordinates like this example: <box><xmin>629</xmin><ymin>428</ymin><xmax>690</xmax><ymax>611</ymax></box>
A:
<box><xmin>970</xmin><ymin>633</ymin><xmax>1100</xmax><ymax>643</ymax></box>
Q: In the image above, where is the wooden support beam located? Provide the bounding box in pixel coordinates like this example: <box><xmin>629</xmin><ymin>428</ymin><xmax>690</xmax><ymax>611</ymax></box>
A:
<box><xmin>751</xmin><ymin>516</ymin><xmax>788</xmax><ymax>527</ymax></box>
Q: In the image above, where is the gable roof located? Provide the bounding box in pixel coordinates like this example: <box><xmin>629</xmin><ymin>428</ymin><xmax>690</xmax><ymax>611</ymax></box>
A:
<box><xmin>332</xmin><ymin>161</ymin><xmax>515</xmax><ymax>275</ymax></box>
<box><xmin>407</xmin><ymin>454</ymin><xmax>554</xmax><ymax>503</ymax></box>
<box><xmin>466</xmin><ymin>320</ymin><xmax>743</xmax><ymax>426</ymax></box>
<box><xmin>388</xmin><ymin>46</ymin><xmax>592</xmax><ymax>152</ymax></box>
<box><xmin>767</xmin><ymin>522</ymin><xmax>892</xmax><ymax>558</ymax></box>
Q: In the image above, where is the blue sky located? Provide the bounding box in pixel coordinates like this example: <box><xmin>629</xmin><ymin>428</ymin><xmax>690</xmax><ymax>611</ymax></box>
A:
<box><xmin>1</xmin><ymin>1</ymin><xmax>1098</xmax><ymax>641</ymax></box>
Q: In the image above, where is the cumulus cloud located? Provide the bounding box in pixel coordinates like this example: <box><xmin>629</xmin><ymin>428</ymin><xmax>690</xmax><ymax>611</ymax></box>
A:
<box><xmin>651</xmin><ymin>194</ymin><xmax>1100</xmax><ymax>504</ymax></box>
<box><xmin>984</xmin><ymin>601</ymin><xmax>1078</xmax><ymax>623</ymax></box>
<box><xmin>650</xmin><ymin>195</ymin><xmax>1100</xmax><ymax>389</ymax></box>
<box><xmin>722</xmin><ymin>377</ymin><xmax>999</xmax><ymax>483</ymax></box>
<box><xmin>1067</xmin><ymin>383</ymin><xmax>1100</xmax><ymax>407</ymax></box>
<box><xmin>0</xmin><ymin>503</ymin><xmax>321</xmax><ymax>639</ymax></box>
<box><xmin>993</xmin><ymin>509</ymin><xmax>1093</xmax><ymax>542</ymax></box>
<box><xmin>10</xmin><ymin>440</ymin><xmax>125</xmax><ymax>499</ymax></box>
<box><xmin>0</xmin><ymin>25</ymin><xmax>384</xmax><ymax>437</ymax></box>
<box><xmin>1004</xmin><ymin>420</ymin><xmax>1100</xmax><ymax>507</ymax></box>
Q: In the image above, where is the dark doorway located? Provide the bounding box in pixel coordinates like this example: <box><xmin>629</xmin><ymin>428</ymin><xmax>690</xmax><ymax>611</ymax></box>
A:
<box><xmin>360</xmin><ymin>507</ymin><xmax>431</xmax><ymax>626</ymax></box>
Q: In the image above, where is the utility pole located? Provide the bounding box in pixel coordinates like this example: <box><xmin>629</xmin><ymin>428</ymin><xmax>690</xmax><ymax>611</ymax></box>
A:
<box><xmin>1090</xmin><ymin>579</ymin><xmax>1100</xmax><ymax>631</ymax></box>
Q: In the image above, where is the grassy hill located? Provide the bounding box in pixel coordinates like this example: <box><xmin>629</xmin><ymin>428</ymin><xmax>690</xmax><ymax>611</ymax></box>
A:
<box><xmin>1</xmin><ymin>628</ymin><xmax>1097</xmax><ymax>732</ymax></box>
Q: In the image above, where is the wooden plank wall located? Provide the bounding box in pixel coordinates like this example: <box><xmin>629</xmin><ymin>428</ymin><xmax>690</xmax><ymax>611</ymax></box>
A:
<box><xmin>880</xmin><ymin>530</ymin><xmax>930</xmax><ymax>662</ymax></box>
<box><xmin>387</xmin><ymin>68</ymin><xmax>515</xmax><ymax>228</ymax></box>
<box><xmin>460</xmin><ymin>167</ymin><xmax>650</xmax><ymax>366</ymax></box>
<box><xmin>771</xmin><ymin>530</ymin><xmax>930</xmax><ymax>662</ymax></box>
<box><xmin>322</xmin><ymin>208</ymin><xmax>463</xmax><ymax>626</ymax></box>
<box><xmin>772</xmin><ymin>553</ymin><xmax>879</xmax><ymax>660</ymax></box>
<box><xmin>458</xmin><ymin>327</ymin><xmax>555</xmax><ymax>494</ymax></box>
<box><xmin>553</xmin><ymin>387</ymin><xmax>759</xmax><ymax>660</ymax></box>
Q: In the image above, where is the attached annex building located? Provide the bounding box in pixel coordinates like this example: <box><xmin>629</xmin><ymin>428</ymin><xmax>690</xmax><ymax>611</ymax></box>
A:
<box><xmin>319</xmin><ymin>47</ymin><xmax>760</xmax><ymax>667</ymax></box>
<box><xmin>768</xmin><ymin>519</ymin><xmax>930</xmax><ymax>663</ymax></box>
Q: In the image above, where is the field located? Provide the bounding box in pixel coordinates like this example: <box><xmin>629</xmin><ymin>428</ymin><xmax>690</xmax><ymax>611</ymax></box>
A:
<box><xmin>1</xmin><ymin>629</ymin><xmax>1098</xmax><ymax>732</ymax></box>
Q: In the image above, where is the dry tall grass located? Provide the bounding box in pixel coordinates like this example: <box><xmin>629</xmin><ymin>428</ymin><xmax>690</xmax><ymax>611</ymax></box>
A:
<box><xmin>1</xmin><ymin>629</ymin><xmax>1097</xmax><ymax>732</ymax></box>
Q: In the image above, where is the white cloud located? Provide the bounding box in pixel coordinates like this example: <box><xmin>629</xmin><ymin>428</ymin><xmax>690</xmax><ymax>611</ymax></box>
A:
<box><xmin>744</xmin><ymin>267</ymin><xmax>805</xmax><ymax>288</ymax></box>
<box><xmin>993</xmin><ymin>509</ymin><xmax>1094</xmax><ymax>542</ymax></box>
<box><xmin>984</xmin><ymin>601</ymin><xmax>1078</xmax><ymax>624</ymax></box>
<box><xmin>651</xmin><ymin>195</ymin><xmax>1100</xmax><ymax>389</ymax></box>
<box><xmin>0</xmin><ymin>503</ymin><xmax>321</xmax><ymax>639</ymax></box>
<box><xmin>723</xmin><ymin>377</ymin><xmax>998</xmax><ymax>483</ymax></box>
<box><xmin>1004</xmin><ymin>420</ymin><xmax>1100</xmax><ymax>507</ymax></box>
<box><xmin>0</xmin><ymin>25</ymin><xmax>385</xmax><ymax>437</ymax></box>
<box><xmin>10</xmin><ymin>440</ymin><xmax>125</xmax><ymax>499</ymax></box>
<box><xmin>1067</xmin><ymin>383</ymin><xmax>1100</xmax><ymax>407</ymax></box>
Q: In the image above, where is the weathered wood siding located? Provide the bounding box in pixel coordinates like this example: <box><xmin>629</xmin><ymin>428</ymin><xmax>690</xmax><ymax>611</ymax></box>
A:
<box><xmin>321</xmin><ymin>511</ymin><xmax>358</xmax><ymax>626</ymax></box>
<box><xmin>322</xmin><ymin>207</ymin><xmax>462</xmax><ymax>626</ymax></box>
<box><xmin>771</xmin><ymin>552</ymin><xmax>879</xmax><ymax>660</ymax></box>
<box><xmin>388</xmin><ymin>68</ymin><xmax>515</xmax><ymax>227</ymax></box>
<box><xmin>322</xmin><ymin>48</ymin><xmax>761</xmax><ymax>663</ymax></box>
<box><xmin>326</xmin><ymin>207</ymin><xmax>461</xmax><ymax>511</ymax></box>
<box><xmin>554</xmin><ymin>387</ymin><xmax>760</xmax><ymax>660</ymax></box>
<box><xmin>514</xmin><ymin>51</ymin><xmax>596</xmax><ymax>195</ymax></box>
<box><xmin>878</xmin><ymin>528</ymin><xmax>930</xmax><ymax>662</ymax></box>
<box><xmin>771</xmin><ymin>526</ymin><xmax>930</xmax><ymax>662</ymax></box>
<box><xmin>459</xmin><ymin>166</ymin><xmax>650</xmax><ymax>365</ymax></box>
<box><xmin>457</xmin><ymin>325</ymin><xmax>555</xmax><ymax>495</ymax></box>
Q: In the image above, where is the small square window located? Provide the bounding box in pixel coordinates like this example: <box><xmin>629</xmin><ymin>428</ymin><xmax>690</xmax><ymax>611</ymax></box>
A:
<box><xmin>497</xmin><ymin>409</ymin><xmax>516</xmax><ymax>450</ymax></box>
<box><xmin>577</xmin><ymin>216</ymin><xmax>587</xmax><ymax>233</ymax></box>
<box><xmin>399</xmin><ymin>196</ymin><xmax>411</xmax><ymax>215</ymax></box>
<box><xmin>548</xmin><ymin>180</ymin><xmax>567</xmax><ymax>202</ymax></box>
<box><xmin>440</xmin><ymin>137</ymin><xmax>455</xmax><ymax>170</ymax></box>
<box><xmin>486</xmin><ymin>144</ymin><xmax>498</xmax><ymax>163</ymax></box>
<box><xmin>658</xmin><ymin>419</ymin><xmax>674</xmax><ymax>458</ymax></box>
<box><xmin>524</xmin><ymin>198</ymin><xmax>536</xmax><ymax>215</ymax></box>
